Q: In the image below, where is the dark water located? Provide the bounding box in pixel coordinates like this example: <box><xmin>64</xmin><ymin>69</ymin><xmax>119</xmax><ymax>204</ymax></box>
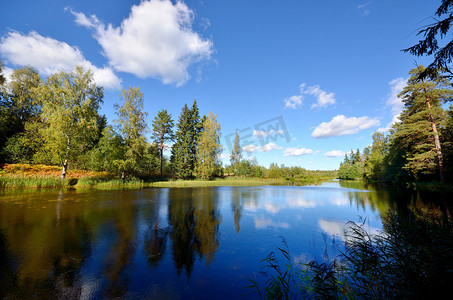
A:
<box><xmin>0</xmin><ymin>181</ymin><xmax>449</xmax><ymax>299</ymax></box>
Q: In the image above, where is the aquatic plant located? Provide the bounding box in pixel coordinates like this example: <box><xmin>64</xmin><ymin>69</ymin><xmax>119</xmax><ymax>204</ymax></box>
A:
<box><xmin>249</xmin><ymin>210</ymin><xmax>453</xmax><ymax>299</ymax></box>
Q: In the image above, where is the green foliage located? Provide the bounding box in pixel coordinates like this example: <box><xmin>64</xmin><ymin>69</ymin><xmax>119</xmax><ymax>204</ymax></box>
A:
<box><xmin>151</xmin><ymin>109</ymin><xmax>174</xmax><ymax>176</ymax></box>
<box><xmin>237</xmin><ymin>158</ymin><xmax>261</xmax><ymax>177</ymax></box>
<box><xmin>5</xmin><ymin>66</ymin><xmax>42</xmax><ymax>122</ymax></box>
<box><xmin>0</xmin><ymin>66</ymin><xmax>42</xmax><ymax>162</ymax></box>
<box><xmin>403</xmin><ymin>0</ymin><xmax>453</xmax><ymax>78</ymax></box>
<box><xmin>248</xmin><ymin>238</ymin><xmax>299</xmax><ymax>299</ymax></box>
<box><xmin>391</xmin><ymin>66</ymin><xmax>451</xmax><ymax>181</ymax></box>
<box><xmin>363</xmin><ymin>133</ymin><xmax>387</xmax><ymax>182</ymax></box>
<box><xmin>230</xmin><ymin>133</ymin><xmax>243</xmax><ymax>174</ymax></box>
<box><xmin>113</xmin><ymin>87</ymin><xmax>158</xmax><ymax>178</ymax></box>
<box><xmin>346</xmin><ymin>66</ymin><xmax>453</xmax><ymax>184</ymax></box>
<box><xmin>88</xmin><ymin>126</ymin><xmax>126</xmax><ymax>173</ymax></box>
<box><xmin>2</xmin><ymin>133</ymin><xmax>36</xmax><ymax>163</ymax></box>
<box><xmin>0</xmin><ymin>174</ymin><xmax>68</xmax><ymax>189</ymax></box>
<box><xmin>196</xmin><ymin>112</ymin><xmax>222</xmax><ymax>180</ymax></box>
<box><xmin>171</xmin><ymin>100</ymin><xmax>202</xmax><ymax>178</ymax></box>
<box><xmin>338</xmin><ymin>150</ymin><xmax>365</xmax><ymax>180</ymax></box>
<box><xmin>38</xmin><ymin>66</ymin><xmax>104</xmax><ymax>175</ymax></box>
<box><xmin>267</xmin><ymin>163</ymin><xmax>283</xmax><ymax>179</ymax></box>
<box><xmin>443</xmin><ymin>105</ymin><xmax>453</xmax><ymax>178</ymax></box>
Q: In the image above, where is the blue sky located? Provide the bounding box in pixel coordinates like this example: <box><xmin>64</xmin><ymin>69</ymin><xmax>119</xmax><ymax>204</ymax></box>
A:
<box><xmin>0</xmin><ymin>0</ymin><xmax>438</xmax><ymax>170</ymax></box>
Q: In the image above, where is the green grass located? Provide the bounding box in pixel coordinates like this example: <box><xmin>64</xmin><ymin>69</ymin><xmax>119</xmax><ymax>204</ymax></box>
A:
<box><xmin>0</xmin><ymin>172</ymin><xmax>337</xmax><ymax>191</ymax></box>
<box><xmin>0</xmin><ymin>174</ymin><xmax>69</xmax><ymax>190</ymax></box>
<box><xmin>149</xmin><ymin>176</ymin><xmax>335</xmax><ymax>188</ymax></box>
<box><xmin>76</xmin><ymin>178</ymin><xmax>147</xmax><ymax>190</ymax></box>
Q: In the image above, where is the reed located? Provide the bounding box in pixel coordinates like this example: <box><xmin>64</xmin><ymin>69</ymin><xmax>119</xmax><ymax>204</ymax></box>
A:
<box><xmin>0</xmin><ymin>174</ymin><xmax>68</xmax><ymax>189</ymax></box>
<box><xmin>249</xmin><ymin>210</ymin><xmax>453</xmax><ymax>299</ymax></box>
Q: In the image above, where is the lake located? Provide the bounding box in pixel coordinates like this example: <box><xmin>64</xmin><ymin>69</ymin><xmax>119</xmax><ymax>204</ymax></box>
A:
<box><xmin>0</xmin><ymin>180</ymin><xmax>449</xmax><ymax>299</ymax></box>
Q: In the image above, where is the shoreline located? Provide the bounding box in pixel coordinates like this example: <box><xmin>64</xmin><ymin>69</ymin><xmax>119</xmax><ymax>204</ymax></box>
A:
<box><xmin>0</xmin><ymin>174</ymin><xmax>336</xmax><ymax>192</ymax></box>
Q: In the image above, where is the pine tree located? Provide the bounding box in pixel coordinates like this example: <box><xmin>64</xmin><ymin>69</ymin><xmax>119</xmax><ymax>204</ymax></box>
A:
<box><xmin>230</xmin><ymin>133</ymin><xmax>242</xmax><ymax>175</ymax></box>
<box><xmin>196</xmin><ymin>112</ymin><xmax>222</xmax><ymax>179</ymax></box>
<box><xmin>151</xmin><ymin>109</ymin><xmax>174</xmax><ymax>176</ymax></box>
<box><xmin>443</xmin><ymin>105</ymin><xmax>453</xmax><ymax>179</ymax></box>
<box><xmin>391</xmin><ymin>65</ymin><xmax>453</xmax><ymax>182</ymax></box>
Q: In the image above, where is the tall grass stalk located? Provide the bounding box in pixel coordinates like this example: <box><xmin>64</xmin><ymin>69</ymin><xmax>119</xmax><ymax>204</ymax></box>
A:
<box><xmin>0</xmin><ymin>174</ymin><xmax>68</xmax><ymax>189</ymax></box>
<box><xmin>249</xmin><ymin>210</ymin><xmax>453</xmax><ymax>299</ymax></box>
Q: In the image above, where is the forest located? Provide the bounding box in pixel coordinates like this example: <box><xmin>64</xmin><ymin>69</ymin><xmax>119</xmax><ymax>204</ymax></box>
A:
<box><xmin>0</xmin><ymin>63</ymin><xmax>224</xmax><ymax>180</ymax></box>
<box><xmin>2</xmin><ymin>61</ymin><xmax>453</xmax><ymax>187</ymax></box>
<box><xmin>338</xmin><ymin>66</ymin><xmax>453</xmax><ymax>185</ymax></box>
<box><xmin>0</xmin><ymin>62</ymin><xmax>335</xmax><ymax>187</ymax></box>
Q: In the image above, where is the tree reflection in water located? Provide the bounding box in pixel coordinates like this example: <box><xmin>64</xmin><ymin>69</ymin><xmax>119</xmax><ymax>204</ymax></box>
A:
<box><xmin>102</xmin><ymin>192</ymin><xmax>138</xmax><ymax>298</ymax></box>
<box><xmin>0</xmin><ymin>191</ymin><xmax>91</xmax><ymax>299</ymax></box>
<box><xmin>167</xmin><ymin>188</ymin><xmax>221</xmax><ymax>278</ymax></box>
<box><xmin>1</xmin><ymin>184</ymin><xmax>451</xmax><ymax>299</ymax></box>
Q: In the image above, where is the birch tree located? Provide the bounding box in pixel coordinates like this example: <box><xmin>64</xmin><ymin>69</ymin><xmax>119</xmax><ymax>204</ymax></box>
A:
<box><xmin>40</xmin><ymin>66</ymin><xmax>103</xmax><ymax>178</ymax></box>
<box><xmin>196</xmin><ymin>112</ymin><xmax>222</xmax><ymax>179</ymax></box>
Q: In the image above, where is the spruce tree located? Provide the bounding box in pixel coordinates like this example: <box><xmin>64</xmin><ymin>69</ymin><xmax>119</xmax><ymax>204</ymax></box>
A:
<box><xmin>171</xmin><ymin>100</ymin><xmax>203</xmax><ymax>178</ymax></box>
<box><xmin>188</xmin><ymin>100</ymin><xmax>202</xmax><ymax>171</ymax></box>
<box><xmin>171</xmin><ymin>104</ymin><xmax>193</xmax><ymax>178</ymax></box>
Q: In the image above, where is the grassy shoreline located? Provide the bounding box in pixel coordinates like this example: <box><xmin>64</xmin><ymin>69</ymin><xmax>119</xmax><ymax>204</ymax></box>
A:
<box><xmin>0</xmin><ymin>175</ymin><xmax>335</xmax><ymax>191</ymax></box>
<box><xmin>0</xmin><ymin>164</ymin><xmax>337</xmax><ymax>191</ymax></box>
<box><xmin>1</xmin><ymin>163</ymin><xmax>450</xmax><ymax>192</ymax></box>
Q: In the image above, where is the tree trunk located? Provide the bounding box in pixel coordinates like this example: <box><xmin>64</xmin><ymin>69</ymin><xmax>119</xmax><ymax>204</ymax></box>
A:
<box><xmin>61</xmin><ymin>159</ymin><xmax>68</xmax><ymax>179</ymax></box>
<box><xmin>160</xmin><ymin>138</ymin><xmax>164</xmax><ymax>177</ymax></box>
<box><xmin>61</xmin><ymin>136</ymin><xmax>72</xmax><ymax>179</ymax></box>
<box><xmin>424</xmin><ymin>89</ymin><xmax>445</xmax><ymax>183</ymax></box>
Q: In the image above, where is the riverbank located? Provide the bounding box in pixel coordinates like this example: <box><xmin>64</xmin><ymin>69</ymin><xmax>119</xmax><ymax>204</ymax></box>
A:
<box><xmin>0</xmin><ymin>163</ymin><xmax>337</xmax><ymax>191</ymax></box>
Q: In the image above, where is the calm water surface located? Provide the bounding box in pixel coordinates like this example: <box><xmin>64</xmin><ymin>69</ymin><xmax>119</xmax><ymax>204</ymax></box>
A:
<box><xmin>0</xmin><ymin>181</ymin><xmax>446</xmax><ymax>299</ymax></box>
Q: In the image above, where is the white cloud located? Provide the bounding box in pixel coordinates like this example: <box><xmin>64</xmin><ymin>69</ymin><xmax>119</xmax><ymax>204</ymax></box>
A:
<box><xmin>319</xmin><ymin>219</ymin><xmax>346</xmax><ymax>240</ymax></box>
<box><xmin>357</xmin><ymin>2</ymin><xmax>372</xmax><ymax>16</ymax></box>
<box><xmin>219</xmin><ymin>152</ymin><xmax>228</xmax><ymax>160</ymax></box>
<box><xmin>283</xmin><ymin>83</ymin><xmax>335</xmax><ymax>110</ymax></box>
<box><xmin>0</xmin><ymin>31</ymin><xmax>121</xmax><ymax>89</ymax></box>
<box><xmin>71</xmin><ymin>0</ymin><xmax>213</xmax><ymax>86</ymax></box>
<box><xmin>299</xmin><ymin>84</ymin><xmax>336</xmax><ymax>109</ymax></box>
<box><xmin>264</xmin><ymin>203</ymin><xmax>281</xmax><ymax>214</ymax></box>
<box><xmin>262</xmin><ymin>142</ymin><xmax>282</xmax><ymax>152</ymax></box>
<box><xmin>377</xmin><ymin>114</ymin><xmax>400</xmax><ymax>133</ymax></box>
<box><xmin>283</xmin><ymin>147</ymin><xmax>313</xmax><ymax>157</ymax></box>
<box><xmin>325</xmin><ymin>150</ymin><xmax>345</xmax><ymax>157</ymax></box>
<box><xmin>386</xmin><ymin>78</ymin><xmax>406</xmax><ymax>116</ymax></box>
<box><xmin>1</xmin><ymin>66</ymin><xmax>13</xmax><ymax>84</ymax></box>
<box><xmin>253</xmin><ymin>129</ymin><xmax>284</xmax><ymax>138</ymax></box>
<box><xmin>243</xmin><ymin>142</ymin><xmax>282</xmax><ymax>153</ymax></box>
<box><xmin>288</xmin><ymin>198</ymin><xmax>316</xmax><ymax>208</ymax></box>
<box><xmin>377</xmin><ymin>78</ymin><xmax>406</xmax><ymax>133</ymax></box>
<box><xmin>284</xmin><ymin>95</ymin><xmax>303</xmax><ymax>109</ymax></box>
<box><xmin>311</xmin><ymin>115</ymin><xmax>380</xmax><ymax>138</ymax></box>
<box><xmin>254</xmin><ymin>217</ymin><xmax>289</xmax><ymax>229</ymax></box>
<box><xmin>243</xmin><ymin>144</ymin><xmax>260</xmax><ymax>153</ymax></box>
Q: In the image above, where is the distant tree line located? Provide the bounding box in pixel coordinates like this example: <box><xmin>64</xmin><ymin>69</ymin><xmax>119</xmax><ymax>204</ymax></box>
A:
<box><xmin>0</xmin><ymin>63</ymin><xmax>222</xmax><ymax>180</ymax></box>
<box><xmin>339</xmin><ymin>66</ymin><xmax>453</xmax><ymax>184</ymax></box>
